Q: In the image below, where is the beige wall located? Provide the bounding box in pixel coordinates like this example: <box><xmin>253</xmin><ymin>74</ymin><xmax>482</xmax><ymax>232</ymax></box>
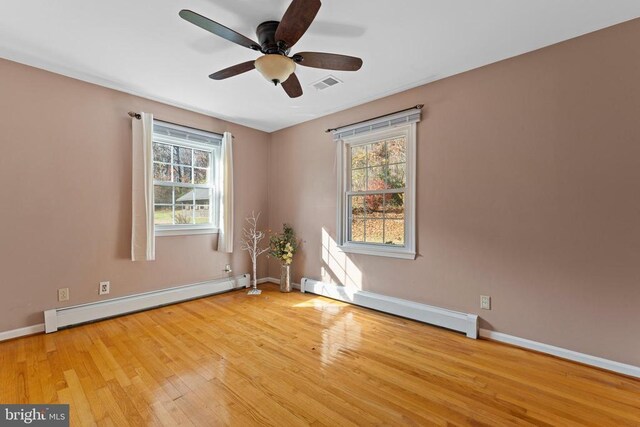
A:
<box><xmin>0</xmin><ymin>59</ymin><xmax>270</xmax><ymax>331</ymax></box>
<box><xmin>268</xmin><ymin>19</ymin><xmax>640</xmax><ymax>366</ymax></box>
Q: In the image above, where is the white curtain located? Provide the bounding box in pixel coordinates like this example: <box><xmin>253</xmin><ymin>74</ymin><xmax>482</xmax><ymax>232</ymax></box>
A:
<box><xmin>217</xmin><ymin>132</ymin><xmax>234</xmax><ymax>252</ymax></box>
<box><xmin>131</xmin><ymin>112</ymin><xmax>155</xmax><ymax>261</ymax></box>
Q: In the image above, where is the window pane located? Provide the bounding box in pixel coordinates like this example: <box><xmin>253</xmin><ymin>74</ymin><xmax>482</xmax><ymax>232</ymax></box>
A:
<box><xmin>385</xmin><ymin>219</ymin><xmax>405</xmax><ymax>245</ymax></box>
<box><xmin>195</xmin><ymin>188</ymin><xmax>212</xmax><ymax>224</ymax></box>
<box><xmin>154</xmin><ymin>185</ymin><xmax>172</xmax><ymax>204</ymax></box>
<box><xmin>195</xmin><ymin>205</ymin><xmax>211</xmax><ymax>224</ymax></box>
<box><xmin>388</xmin><ymin>137</ymin><xmax>406</xmax><ymax>165</ymax></box>
<box><xmin>174</xmin><ymin>186</ymin><xmax>193</xmax><ymax>204</ymax></box>
<box><xmin>194</xmin><ymin>188</ymin><xmax>212</xmax><ymax>205</ymax></box>
<box><xmin>350</xmin><ymin>218</ymin><xmax>365</xmax><ymax>242</ymax></box>
<box><xmin>173</xmin><ymin>146</ymin><xmax>192</xmax><ymax>166</ymax></box>
<box><xmin>194</xmin><ymin>167</ymin><xmax>209</xmax><ymax>185</ymax></box>
<box><xmin>174</xmin><ymin>205</ymin><xmax>194</xmax><ymax>224</ymax></box>
<box><xmin>367</xmin><ymin>166</ymin><xmax>388</xmax><ymax>190</ymax></box>
<box><xmin>367</xmin><ymin>167</ymin><xmax>388</xmax><ymax>191</ymax></box>
<box><xmin>194</xmin><ymin>150</ymin><xmax>210</xmax><ymax>168</ymax></box>
<box><xmin>351</xmin><ymin>168</ymin><xmax>365</xmax><ymax>192</ymax></box>
<box><xmin>153</xmin><ymin>143</ymin><xmax>171</xmax><ymax>162</ymax></box>
<box><xmin>387</xmin><ymin>163</ymin><xmax>405</xmax><ymax>189</ymax></box>
<box><xmin>382</xmin><ymin>193</ymin><xmax>404</xmax><ymax>218</ymax></box>
<box><xmin>153</xmin><ymin>163</ymin><xmax>171</xmax><ymax>182</ymax></box>
<box><xmin>172</xmin><ymin>166</ymin><xmax>192</xmax><ymax>184</ymax></box>
<box><xmin>154</xmin><ymin>206</ymin><xmax>172</xmax><ymax>225</ymax></box>
<box><xmin>367</xmin><ymin>141</ymin><xmax>387</xmax><ymax>166</ymax></box>
<box><xmin>350</xmin><ymin>195</ymin><xmax>365</xmax><ymax>218</ymax></box>
<box><xmin>365</xmin><ymin>219</ymin><xmax>384</xmax><ymax>243</ymax></box>
<box><xmin>351</xmin><ymin>145</ymin><xmax>366</xmax><ymax>169</ymax></box>
<box><xmin>365</xmin><ymin>193</ymin><xmax>384</xmax><ymax>213</ymax></box>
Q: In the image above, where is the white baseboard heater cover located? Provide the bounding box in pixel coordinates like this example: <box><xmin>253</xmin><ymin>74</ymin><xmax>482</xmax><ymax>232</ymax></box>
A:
<box><xmin>301</xmin><ymin>278</ymin><xmax>478</xmax><ymax>338</ymax></box>
<box><xmin>44</xmin><ymin>274</ymin><xmax>250</xmax><ymax>333</ymax></box>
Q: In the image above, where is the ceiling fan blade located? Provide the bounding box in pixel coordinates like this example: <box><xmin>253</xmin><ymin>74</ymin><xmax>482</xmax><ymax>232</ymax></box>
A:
<box><xmin>275</xmin><ymin>0</ymin><xmax>321</xmax><ymax>48</ymax></box>
<box><xmin>209</xmin><ymin>61</ymin><xmax>256</xmax><ymax>80</ymax></box>
<box><xmin>179</xmin><ymin>10</ymin><xmax>261</xmax><ymax>51</ymax></box>
<box><xmin>293</xmin><ymin>52</ymin><xmax>363</xmax><ymax>71</ymax></box>
<box><xmin>282</xmin><ymin>73</ymin><xmax>303</xmax><ymax>98</ymax></box>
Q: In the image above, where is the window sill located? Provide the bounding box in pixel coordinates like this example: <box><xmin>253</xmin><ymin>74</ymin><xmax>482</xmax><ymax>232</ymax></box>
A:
<box><xmin>339</xmin><ymin>243</ymin><xmax>416</xmax><ymax>260</ymax></box>
<box><xmin>155</xmin><ymin>227</ymin><xmax>219</xmax><ymax>237</ymax></box>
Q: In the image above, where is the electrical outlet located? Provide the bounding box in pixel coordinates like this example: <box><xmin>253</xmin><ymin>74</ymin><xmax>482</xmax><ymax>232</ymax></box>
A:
<box><xmin>99</xmin><ymin>281</ymin><xmax>110</xmax><ymax>295</ymax></box>
<box><xmin>480</xmin><ymin>295</ymin><xmax>491</xmax><ymax>310</ymax></box>
<box><xmin>58</xmin><ymin>288</ymin><xmax>69</xmax><ymax>302</ymax></box>
<box><xmin>224</xmin><ymin>264</ymin><xmax>232</xmax><ymax>273</ymax></box>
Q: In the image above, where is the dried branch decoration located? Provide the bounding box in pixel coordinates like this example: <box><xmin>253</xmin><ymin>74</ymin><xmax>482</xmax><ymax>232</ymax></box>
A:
<box><xmin>239</xmin><ymin>211</ymin><xmax>269</xmax><ymax>294</ymax></box>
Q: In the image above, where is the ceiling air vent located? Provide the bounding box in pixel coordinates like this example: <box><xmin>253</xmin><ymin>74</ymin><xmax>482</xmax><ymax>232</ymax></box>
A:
<box><xmin>312</xmin><ymin>75</ymin><xmax>342</xmax><ymax>91</ymax></box>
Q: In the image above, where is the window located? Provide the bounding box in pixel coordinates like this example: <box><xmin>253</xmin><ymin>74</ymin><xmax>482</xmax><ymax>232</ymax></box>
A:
<box><xmin>152</xmin><ymin>121</ymin><xmax>222</xmax><ymax>236</ymax></box>
<box><xmin>336</xmin><ymin>110</ymin><xmax>419</xmax><ymax>259</ymax></box>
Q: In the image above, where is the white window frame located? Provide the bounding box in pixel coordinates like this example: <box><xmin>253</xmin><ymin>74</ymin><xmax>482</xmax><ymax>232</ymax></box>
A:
<box><xmin>152</xmin><ymin>121</ymin><xmax>222</xmax><ymax>237</ymax></box>
<box><xmin>337</xmin><ymin>123</ymin><xmax>417</xmax><ymax>259</ymax></box>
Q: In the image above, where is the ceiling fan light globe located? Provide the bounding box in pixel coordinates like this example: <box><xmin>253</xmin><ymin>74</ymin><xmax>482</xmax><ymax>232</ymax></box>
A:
<box><xmin>255</xmin><ymin>54</ymin><xmax>296</xmax><ymax>85</ymax></box>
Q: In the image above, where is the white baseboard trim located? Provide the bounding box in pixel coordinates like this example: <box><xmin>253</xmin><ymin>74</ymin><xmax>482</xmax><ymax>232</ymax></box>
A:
<box><xmin>44</xmin><ymin>274</ymin><xmax>250</xmax><ymax>333</ymax></box>
<box><xmin>0</xmin><ymin>323</ymin><xmax>46</xmax><ymax>342</ymax></box>
<box><xmin>300</xmin><ymin>277</ymin><xmax>478</xmax><ymax>338</ymax></box>
<box><xmin>479</xmin><ymin>329</ymin><xmax>640</xmax><ymax>378</ymax></box>
<box><xmin>257</xmin><ymin>277</ymin><xmax>301</xmax><ymax>290</ymax></box>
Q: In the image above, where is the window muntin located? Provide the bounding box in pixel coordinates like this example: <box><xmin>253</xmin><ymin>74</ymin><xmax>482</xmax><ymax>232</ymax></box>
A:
<box><xmin>152</xmin><ymin>122</ymin><xmax>221</xmax><ymax>234</ymax></box>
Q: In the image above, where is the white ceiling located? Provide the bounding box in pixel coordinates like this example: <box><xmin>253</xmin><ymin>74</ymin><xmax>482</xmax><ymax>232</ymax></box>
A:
<box><xmin>1</xmin><ymin>1</ymin><xmax>639</xmax><ymax>132</ymax></box>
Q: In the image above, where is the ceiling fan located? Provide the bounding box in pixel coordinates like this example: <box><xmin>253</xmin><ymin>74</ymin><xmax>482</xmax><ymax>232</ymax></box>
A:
<box><xmin>179</xmin><ymin>0</ymin><xmax>363</xmax><ymax>98</ymax></box>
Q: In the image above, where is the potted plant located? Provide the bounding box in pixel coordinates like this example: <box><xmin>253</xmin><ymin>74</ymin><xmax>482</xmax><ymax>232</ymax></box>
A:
<box><xmin>269</xmin><ymin>224</ymin><xmax>299</xmax><ymax>292</ymax></box>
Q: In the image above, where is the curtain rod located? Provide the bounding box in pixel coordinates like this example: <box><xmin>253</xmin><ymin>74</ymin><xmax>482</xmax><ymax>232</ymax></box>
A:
<box><xmin>325</xmin><ymin>104</ymin><xmax>424</xmax><ymax>133</ymax></box>
<box><xmin>128</xmin><ymin>111</ymin><xmax>232</xmax><ymax>138</ymax></box>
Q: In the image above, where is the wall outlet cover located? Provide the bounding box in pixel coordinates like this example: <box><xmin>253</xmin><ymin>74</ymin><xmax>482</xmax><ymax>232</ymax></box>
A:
<box><xmin>480</xmin><ymin>295</ymin><xmax>491</xmax><ymax>310</ymax></box>
<box><xmin>99</xmin><ymin>281</ymin><xmax>110</xmax><ymax>295</ymax></box>
<box><xmin>58</xmin><ymin>288</ymin><xmax>69</xmax><ymax>302</ymax></box>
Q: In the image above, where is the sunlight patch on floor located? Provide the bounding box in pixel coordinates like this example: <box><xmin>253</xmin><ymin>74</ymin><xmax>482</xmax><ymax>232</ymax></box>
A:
<box><xmin>292</xmin><ymin>297</ymin><xmax>348</xmax><ymax>308</ymax></box>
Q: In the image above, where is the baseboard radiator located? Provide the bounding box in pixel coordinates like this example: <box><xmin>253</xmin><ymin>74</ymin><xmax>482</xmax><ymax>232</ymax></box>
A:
<box><xmin>301</xmin><ymin>278</ymin><xmax>478</xmax><ymax>338</ymax></box>
<box><xmin>44</xmin><ymin>274</ymin><xmax>250</xmax><ymax>333</ymax></box>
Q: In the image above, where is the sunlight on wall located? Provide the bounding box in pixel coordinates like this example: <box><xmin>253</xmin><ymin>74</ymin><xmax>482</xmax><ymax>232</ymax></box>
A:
<box><xmin>321</xmin><ymin>228</ymin><xmax>362</xmax><ymax>290</ymax></box>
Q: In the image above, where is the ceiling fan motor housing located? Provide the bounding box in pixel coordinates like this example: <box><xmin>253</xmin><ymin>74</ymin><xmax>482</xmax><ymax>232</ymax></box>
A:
<box><xmin>256</xmin><ymin>21</ymin><xmax>290</xmax><ymax>55</ymax></box>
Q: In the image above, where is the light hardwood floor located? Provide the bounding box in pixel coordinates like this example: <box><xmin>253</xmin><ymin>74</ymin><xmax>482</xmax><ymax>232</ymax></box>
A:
<box><xmin>1</xmin><ymin>284</ymin><xmax>639</xmax><ymax>426</ymax></box>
